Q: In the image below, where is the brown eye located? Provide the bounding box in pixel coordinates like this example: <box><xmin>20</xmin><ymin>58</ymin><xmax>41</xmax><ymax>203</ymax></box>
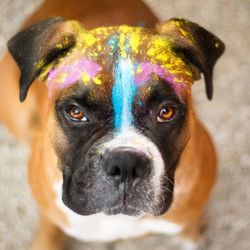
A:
<box><xmin>68</xmin><ymin>106</ymin><xmax>87</xmax><ymax>122</ymax></box>
<box><xmin>157</xmin><ymin>106</ymin><xmax>176</xmax><ymax>122</ymax></box>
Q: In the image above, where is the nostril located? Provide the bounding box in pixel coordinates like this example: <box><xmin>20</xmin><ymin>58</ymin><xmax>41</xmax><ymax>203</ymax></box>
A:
<box><xmin>107</xmin><ymin>165</ymin><xmax>121</xmax><ymax>177</ymax></box>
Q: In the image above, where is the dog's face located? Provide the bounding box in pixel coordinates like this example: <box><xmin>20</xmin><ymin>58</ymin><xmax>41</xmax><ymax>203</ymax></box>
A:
<box><xmin>8</xmin><ymin>17</ymin><xmax>224</xmax><ymax>216</ymax></box>
<box><xmin>48</xmin><ymin>26</ymin><xmax>194</xmax><ymax>216</ymax></box>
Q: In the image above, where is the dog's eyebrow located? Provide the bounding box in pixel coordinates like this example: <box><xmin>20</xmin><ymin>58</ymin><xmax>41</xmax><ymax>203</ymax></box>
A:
<box><xmin>140</xmin><ymin>80</ymin><xmax>185</xmax><ymax>105</ymax></box>
<box><xmin>62</xmin><ymin>86</ymin><xmax>112</xmax><ymax>112</ymax></box>
<box><xmin>45</xmin><ymin>56</ymin><xmax>102</xmax><ymax>98</ymax></box>
<box><xmin>57</xmin><ymin>85</ymin><xmax>92</xmax><ymax>105</ymax></box>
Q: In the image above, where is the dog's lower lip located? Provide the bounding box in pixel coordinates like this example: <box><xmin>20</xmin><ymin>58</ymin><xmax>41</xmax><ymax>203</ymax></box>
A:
<box><xmin>104</xmin><ymin>204</ymin><xmax>141</xmax><ymax>216</ymax></box>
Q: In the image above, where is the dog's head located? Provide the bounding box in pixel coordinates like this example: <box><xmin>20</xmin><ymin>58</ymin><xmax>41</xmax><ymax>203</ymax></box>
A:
<box><xmin>8</xmin><ymin>17</ymin><xmax>224</xmax><ymax>216</ymax></box>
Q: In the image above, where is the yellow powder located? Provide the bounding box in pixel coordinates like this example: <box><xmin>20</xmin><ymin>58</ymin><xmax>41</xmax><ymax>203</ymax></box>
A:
<box><xmin>56</xmin><ymin>73</ymin><xmax>68</xmax><ymax>84</ymax></box>
<box><xmin>130</xmin><ymin>32</ymin><xmax>140</xmax><ymax>54</ymax></box>
<box><xmin>93</xmin><ymin>76</ymin><xmax>102</xmax><ymax>85</ymax></box>
<box><xmin>55</xmin><ymin>43</ymin><xmax>63</xmax><ymax>49</ymax></box>
<box><xmin>35</xmin><ymin>59</ymin><xmax>45</xmax><ymax>71</ymax></box>
<box><xmin>83</xmin><ymin>33</ymin><xmax>96</xmax><ymax>46</ymax></box>
<box><xmin>119</xmin><ymin>32</ymin><xmax>127</xmax><ymax>58</ymax></box>
<box><xmin>81</xmin><ymin>72</ymin><xmax>90</xmax><ymax>83</ymax></box>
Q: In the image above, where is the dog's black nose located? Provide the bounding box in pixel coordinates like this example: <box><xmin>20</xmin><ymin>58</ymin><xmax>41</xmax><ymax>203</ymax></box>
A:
<box><xmin>104</xmin><ymin>147</ymin><xmax>151</xmax><ymax>185</ymax></box>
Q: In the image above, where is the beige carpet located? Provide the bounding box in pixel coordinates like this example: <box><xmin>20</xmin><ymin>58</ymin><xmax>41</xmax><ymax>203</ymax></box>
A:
<box><xmin>0</xmin><ymin>0</ymin><xmax>249</xmax><ymax>249</ymax></box>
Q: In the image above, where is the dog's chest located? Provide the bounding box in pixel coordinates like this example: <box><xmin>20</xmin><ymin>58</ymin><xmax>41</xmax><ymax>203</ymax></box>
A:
<box><xmin>53</xmin><ymin>182</ymin><xmax>182</xmax><ymax>242</ymax></box>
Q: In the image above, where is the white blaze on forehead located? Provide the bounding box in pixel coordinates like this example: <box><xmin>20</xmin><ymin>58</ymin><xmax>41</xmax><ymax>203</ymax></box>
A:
<box><xmin>103</xmin><ymin>128</ymin><xmax>165</xmax><ymax>199</ymax></box>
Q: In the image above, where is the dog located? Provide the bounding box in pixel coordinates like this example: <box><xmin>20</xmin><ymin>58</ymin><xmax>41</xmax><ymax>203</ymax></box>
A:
<box><xmin>0</xmin><ymin>0</ymin><xmax>225</xmax><ymax>249</ymax></box>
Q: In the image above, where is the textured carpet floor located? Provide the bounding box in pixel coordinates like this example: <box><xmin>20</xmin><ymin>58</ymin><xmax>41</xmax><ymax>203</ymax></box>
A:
<box><xmin>0</xmin><ymin>0</ymin><xmax>249</xmax><ymax>250</ymax></box>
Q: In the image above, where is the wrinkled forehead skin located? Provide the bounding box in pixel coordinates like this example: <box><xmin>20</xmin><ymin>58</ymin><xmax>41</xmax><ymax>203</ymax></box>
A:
<box><xmin>39</xmin><ymin>22</ymin><xmax>194</xmax><ymax>128</ymax></box>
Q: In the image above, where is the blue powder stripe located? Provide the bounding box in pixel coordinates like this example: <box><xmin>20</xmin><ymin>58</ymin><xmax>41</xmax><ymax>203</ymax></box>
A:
<box><xmin>112</xmin><ymin>57</ymin><xmax>138</xmax><ymax>131</ymax></box>
<box><xmin>107</xmin><ymin>35</ymin><xmax>119</xmax><ymax>50</ymax></box>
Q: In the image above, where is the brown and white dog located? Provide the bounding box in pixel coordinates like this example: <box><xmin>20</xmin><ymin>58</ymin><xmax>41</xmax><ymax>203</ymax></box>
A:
<box><xmin>0</xmin><ymin>0</ymin><xmax>225</xmax><ymax>249</ymax></box>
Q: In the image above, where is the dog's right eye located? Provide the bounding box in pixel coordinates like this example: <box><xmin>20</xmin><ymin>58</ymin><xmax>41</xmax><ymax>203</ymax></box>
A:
<box><xmin>67</xmin><ymin>105</ymin><xmax>87</xmax><ymax>122</ymax></box>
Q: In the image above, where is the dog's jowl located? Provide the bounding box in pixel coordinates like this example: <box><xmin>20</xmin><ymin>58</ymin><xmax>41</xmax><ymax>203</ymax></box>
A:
<box><xmin>5</xmin><ymin>6</ymin><xmax>224</xmax><ymax>249</ymax></box>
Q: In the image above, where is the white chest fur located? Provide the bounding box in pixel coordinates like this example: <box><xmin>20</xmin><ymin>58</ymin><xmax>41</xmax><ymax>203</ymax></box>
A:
<box><xmin>53</xmin><ymin>182</ymin><xmax>183</xmax><ymax>242</ymax></box>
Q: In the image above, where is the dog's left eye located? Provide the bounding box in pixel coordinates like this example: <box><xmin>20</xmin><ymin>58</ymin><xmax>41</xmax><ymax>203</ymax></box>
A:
<box><xmin>67</xmin><ymin>105</ymin><xmax>87</xmax><ymax>122</ymax></box>
<box><xmin>157</xmin><ymin>106</ymin><xmax>176</xmax><ymax>123</ymax></box>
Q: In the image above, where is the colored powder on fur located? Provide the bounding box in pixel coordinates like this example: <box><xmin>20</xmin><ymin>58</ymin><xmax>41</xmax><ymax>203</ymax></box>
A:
<box><xmin>112</xmin><ymin>57</ymin><xmax>138</xmax><ymax>131</ymax></box>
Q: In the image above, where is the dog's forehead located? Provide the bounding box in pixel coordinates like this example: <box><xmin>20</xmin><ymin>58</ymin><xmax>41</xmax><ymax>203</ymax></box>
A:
<box><xmin>43</xmin><ymin>25</ymin><xmax>194</xmax><ymax>99</ymax></box>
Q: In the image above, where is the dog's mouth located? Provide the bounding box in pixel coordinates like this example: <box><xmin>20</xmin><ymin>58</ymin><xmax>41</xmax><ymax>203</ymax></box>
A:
<box><xmin>103</xmin><ymin>203</ymin><xmax>143</xmax><ymax>216</ymax></box>
<box><xmin>62</xmin><ymin>164</ymin><xmax>175</xmax><ymax>217</ymax></box>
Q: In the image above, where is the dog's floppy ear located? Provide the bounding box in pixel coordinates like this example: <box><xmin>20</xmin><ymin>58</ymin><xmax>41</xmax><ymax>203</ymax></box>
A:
<box><xmin>7</xmin><ymin>17</ymin><xmax>82</xmax><ymax>101</ymax></box>
<box><xmin>156</xmin><ymin>18</ymin><xmax>225</xmax><ymax>100</ymax></box>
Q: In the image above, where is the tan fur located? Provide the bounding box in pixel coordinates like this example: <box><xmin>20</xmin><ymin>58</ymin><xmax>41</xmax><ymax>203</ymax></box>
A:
<box><xmin>163</xmin><ymin>117</ymin><xmax>217</xmax><ymax>226</ymax></box>
<box><xmin>30</xmin><ymin>215</ymin><xmax>67</xmax><ymax>250</ymax></box>
<box><xmin>0</xmin><ymin>1</ymin><xmax>216</xmax><ymax>249</ymax></box>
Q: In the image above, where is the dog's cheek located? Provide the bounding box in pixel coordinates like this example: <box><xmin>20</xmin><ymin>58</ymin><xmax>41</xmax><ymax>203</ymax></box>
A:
<box><xmin>46</xmin><ymin>104</ymin><xmax>70</xmax><ymax>168</ymax></box>
<box><xmin>171</xmin><ymin>95</ymin><xmax>195</xmax><ymax>160</ymax></box>
<box><xmin>154</xmin><ymin>100</ymin><xmax>194</xmax><ymax>212</ymax></box>
<box><xmin>62</xmin><ymin>151</ymin><xmax>118</xmax><ymax>215</ymax></box>
<box><xmin>62</xmin><ymin>163</ymin><xmax>101</xmax><ymax>215</ymax></box>
<box><xmin>83</xmin><ymin>148</ymin><xmax>122</xmax><ymax>210</ymax></box>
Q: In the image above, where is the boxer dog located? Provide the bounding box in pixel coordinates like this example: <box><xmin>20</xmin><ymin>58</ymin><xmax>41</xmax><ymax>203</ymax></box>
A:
<box><xmin>0</xmin><ymin>0</ymin><xmax>224</xmax><ymax>249</ymax></box>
